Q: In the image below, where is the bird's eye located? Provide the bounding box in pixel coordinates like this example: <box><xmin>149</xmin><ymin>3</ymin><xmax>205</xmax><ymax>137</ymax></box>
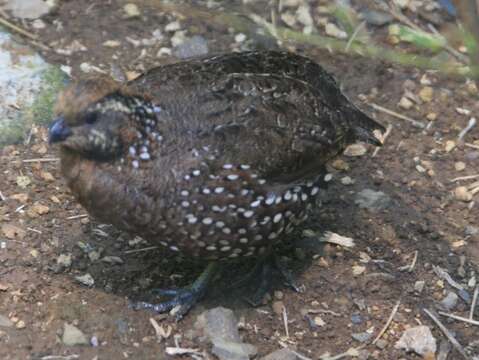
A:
<box><xmin>84</xmin><ymin>112</ymin><xmax>98</xmax><ymax>124</ymax></box>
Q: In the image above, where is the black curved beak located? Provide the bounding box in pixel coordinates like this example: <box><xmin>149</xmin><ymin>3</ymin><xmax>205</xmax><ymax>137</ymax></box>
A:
<box><xmin>48</xmin><ymin>116</ymin><xmax>71</xmax><ymax>144</ymax></box>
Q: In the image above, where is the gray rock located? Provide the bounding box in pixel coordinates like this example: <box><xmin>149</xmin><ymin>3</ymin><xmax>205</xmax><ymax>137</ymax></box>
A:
<box><xmin>362</xmin><ymin>10</ymin><xmax>394</xmax><ymax>26</ymax></box>
<box><xmin>173</xmin><ymin>35</ymin><xmax>209</xmax><ymax>59</ymax></box>
<box><xmin>2</xmin><ymin>0</ymin><xmax>56</xmax><ymax>19</ymax></box>
<box><xmin>352</xmin><ymin>332</ymin><xmax>373</xmax><ymax>343</ymax></box>
<box><xmin>465</xmin><ymin>225</ymin><xmax>479</xmax><ymax>236</ymax></box>
<box><xmin>375</xmin><ymin>339</ymin><xmax>388</xmax><ymax>349</ymax></box>
<box><xmin>395</xmin><ymin>325</ymin><xmax>437</xmax><ymax>356</ymax></box>
<box><xmin>414</xmin><ymin>280</ymin><xmax>425</xmax><ymax>293</ymax></box>
<box><xmin>62</xmin><ymin>323</ymin><xmax>88</xmax><ymax>346</ymax></box>
<box><xmin>57</xmin><ymin>253</ymin><xmax>72</xmax><ymax>268</ymax></box>
<box><xmin>75</xmin><ymin>273</ymin><xmax>95</xmax><ymax>287</ymax></box>
<box><xmin>351</xmin><ymin>313</ymin><xmax>363</xmax><ymax>324</ymax></box>
<box><xmin>0</xmin><ymin>314</ymin><xmax>13</xmax><ymax>327</ymax></box>
<box><xmin>196</xmin><ymin>307</ymin><xmax>257</xmax><ymax>360</ymax></box>
<box><xmin>355</xmin><ymin>189</ymin><xmax>391</xmax><ymax>211</ymax></box>
<box><xmin>0</xmin><ymin>32</ymin><xmax>66</xmax><ymax>145</ymax></box>
<box><xmin>440</xmin><ymin>291</ymin><xmax>458</xmax><ymax>311</ymax></box>
<box><xmin>261</xmin><ymin>348</ymin><xmax>299</xmax><ymax>360</ymax></box>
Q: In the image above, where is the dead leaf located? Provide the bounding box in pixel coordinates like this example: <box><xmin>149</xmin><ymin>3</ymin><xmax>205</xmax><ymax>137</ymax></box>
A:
<box><xmin>16</xmin><ymin>176</ymin><xmax>31</xmax><ymax>188</ymax></box>
<box><xmin>40</xmin><ymin>171</ymin><xmax>55</xmax><ymax>182</ymax></box>
<box><xmin>11</xmin><ymin>193</ymin><xmax>28</xmax><ymax>203</ymax></box>
<box><xmin>2</xmin><ymin>224</ymin><xmax>26</xmax><ymax>239</ymax></box>
<box><xmin>352</xmin><ymin>265</ymin><xmax>366</xmax><ymax>276</ymax></box>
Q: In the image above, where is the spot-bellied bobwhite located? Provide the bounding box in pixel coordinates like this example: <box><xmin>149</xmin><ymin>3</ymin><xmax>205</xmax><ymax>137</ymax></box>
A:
<box><xmin>49</xmin><ymin>51</ymin><xmax>384</xmax><ymax>319</ymax></box>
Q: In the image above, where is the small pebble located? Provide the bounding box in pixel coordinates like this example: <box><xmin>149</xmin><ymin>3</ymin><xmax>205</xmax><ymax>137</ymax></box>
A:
<box><xmin>454</xmin><ymin>161</ymin><xmax>466</xmax><ymax>171</ymax></box>
<box><xmin>123</xmin><ymin>3</ymin><xmax>140</xmax><ymax>18</ymax></box>
<box><xmin>352</xmin><ymin>332</ymin><xmax>373</xmax><ymax>343</ymax></box>
<box><xmin>75</xmin><ymin>273</ymin><xmax>95</xmax><ymax>287</ymax></box>
<box><xmin>398</xmin><ymin>96</ymin><xmax>413</xmax><ymax>110</ymax></box>
<box><xmin>419</xmin><ymin>86</ymin><xmax>434</xmax><ymax>102</ymax></box>
<box><xmin>272</xmin><ymin>301</ymin><xmax>284</xmax><ymax>316</ymax></box>
<box><xmin>454</xmin><ymin>186</ymin><xmax>472</xmax><ymax>202</ymax></box>
<box><xmin>351</xmin><ymin>313</ymin><xmax>362</xmax><ymax>324</ymax></box>
<box><xmin>440</xmin><ymin>291</ymin><xmax>458</xmax><ymax>311</ymax></box>
<box><xmin>414</xmin><ymin>280</ymin><xmax>425</xmax><ymax>293</ymax></box>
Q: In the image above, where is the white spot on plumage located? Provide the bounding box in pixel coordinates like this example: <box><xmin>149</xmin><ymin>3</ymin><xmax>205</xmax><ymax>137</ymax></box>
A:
<box><xmin>254</xmin><ymin>234</ymin><xmax>263</xmax><ymax>241</ymax></box>
<box><xmin>238</xmin><ymin>228</ymin><xmax>247</xmax><ymax>234</ymax></box>
<box><xmin>250</xmin><ymin>200</ymin><xmax>261</xmax><ymax>208</ymax></box>
<box><xmin>202</xmin><ymin>217</ymin><xmax>213</xmax><ymax>225</ymax></box>
<box><xmin>239</xmin><ymin>237</ymin><xmax>248</xmax><ymax>243</ymax></box>
<box><xmin>132</xmin><ymin>160</ymin><xmax>139</xmax><ymax>169</ymax></box>
<box><xmin>186</xmin><ymin>215</ymin><xmax>197</xmax><ymax>224</ymax></box>
<box><xmin>301</xmin><ymin>193</ymin><xmax>308</xmax><ymax>201</ymax></box>
<box><xmin>223</xmin><ymin>164</ymin><xmax>233</xmax><ymax>169</ymax></box>
<box><xmin>240</xmin><ymin>164</ymin><xmax>251</xmax><ymax>170</ymax></box>
<box><xmin>216</xmin><ymin>221</ymin><xmax>225</xmax><ymax>228</ymax></box>
<box><xmin>139</xmin><ymin>152</ymin><xmax>150</xmax><ymax>160</ymax></box>
<box><xmin>202</xmin><ymin>188</ymin><xmax>211</xmax><ymax>194</ymax></box>
<box><xmin>268</xmin><ymin>232</ymin><xmax>278</xmax><ymax>240</ymax></box>
<box><xmin>273</xmin><ymin>213</ymin><xmax>283</xmax><ymax>223</ymax></box>
<box><xmin>192</xmin><ymin>169</ymin><xmax>201</xmax><ymax>176</ymax></box>
<box><xmin>265</xmin><ymin>194</ymin><xmax>275</xmax><ymax>206</ymax></box>
<box><xmin>214</xmin><ymin>187</ymin><xmax>224</xmax><ymax>194</ymax></box>
<box><xmin>222</xmin><ymin>227</ymin><xmax>231</xmax><ymax>234</ymax></box>
<box><xmin>260</xmin><ymin>216</ymin><xmax>270</xmax><ymax>225</ymax></box>
<box><xmin>220</xmin><ymin>246</ymin><xmax>231</xmax><ymax>252</ymax></box>
<box><xmin>180</xmin><ymin>190</ymin><xmax>189</xmax><ymax>196</ymax></box>
<box><xmin>206</xmin><ymin>246</ymin><xmax>217</xmax><ymax>251</ymax></box>
<box><xmin>129</xmin><ymin>146</ymin><xmax>136</xmax><ymax>156</ymax></box>
<box><xmin>243</xmin><ymin>210</ymin><xmax>254</xmax><ymax>218</ymax></box>
<box><xmin>227</xmin><ymin>174</ymin><xmax>239</xmax><ymax>181</ymax></box>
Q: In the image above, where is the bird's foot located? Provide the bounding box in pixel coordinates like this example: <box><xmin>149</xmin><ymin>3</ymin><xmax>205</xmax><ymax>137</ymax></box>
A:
<box><xmin>244</xmin><ymin>253</ymin><xmax>302</xmax><ymax>306</ymax></box>
<box><xmin>132</xmin><ymin>287</ymin><xmax>200</xmax><ymax>321</ymax></box>
<box><xmin>131</xmin><ymin>262</ymin><xmax>219</xmax><ymax>321</ymax></box>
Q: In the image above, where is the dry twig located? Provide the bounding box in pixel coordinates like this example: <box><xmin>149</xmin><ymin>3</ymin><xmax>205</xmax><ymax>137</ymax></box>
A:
<box><xmin>282</xmin><ymin>304</ymin><xmax>289</xmax><ymax>338</ymax></box>
<box><xmin>66</xmin><ymin>214</ymin><xmax>88</xmax><ymax>220</ymax></box>
<box><xmin>470</xmin><ymin>286</ymin><xmax>479</xmax><ymax>320</ymax></box>
<box><xmin>372</xmin><ymin>123</ymin><xmax>393</xmax><ymax>157</ymax></box>
<box><xmin>0</xmin><ymin>15</ymin><xmax>50</xmax><ymax>51</ymax></box>
<box><xmin>439</xmin><ymin>311</ymin><xmax>479</xmax><ymax>326</ymax></box>
<box><xmin>458</xmin><ymin>118</ymin><xmax>477</xmax><ymax>141</ymax></box>
<box><xmin>124</xmin><ymin>246</ymin><xmax>159</xmax><ymax>254</ymax></box>
<box><xmin>450</xmin><ymin>174</ymin><xmax>479</xmax><ymax>182</ymax></box>
<box><xmin>23</xmin><ymin>158</ymin><xmax>60</xmax><ymax>163</ymax></box>
<box><xmin>423</xmin><ymin>308</ymin><xmax>470</xmax><ymax>360</ymax></box>
<box><xmin>369</xmin><ymin>103</ymin><xmax>426</xmax><ymax>128</ymax></box>
<box><xmin>372</xmin><ymin>300</ymin><xmax>400</xmax><ymax>344</ymax></box>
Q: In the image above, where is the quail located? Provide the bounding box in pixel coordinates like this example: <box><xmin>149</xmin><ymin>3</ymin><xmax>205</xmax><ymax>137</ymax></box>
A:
<box><xmin>49</xmin><ymin>50</ymin><xmax>384</xmax><ymax>319</ymax></box>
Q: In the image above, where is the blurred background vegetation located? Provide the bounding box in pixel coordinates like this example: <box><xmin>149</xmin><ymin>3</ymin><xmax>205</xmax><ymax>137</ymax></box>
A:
<box><xmin>151</xmin><ymin>0</ymin><xmax>479</xmax><ymax>79</ymax></box>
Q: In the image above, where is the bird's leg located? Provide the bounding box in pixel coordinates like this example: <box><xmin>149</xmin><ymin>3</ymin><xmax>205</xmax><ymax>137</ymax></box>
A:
<box><xmin>132</xmin><ymin>262</ymin><xmax>219</xmax><ymax>321</ymax></box>
<box><xmin>244</xmin><ymin>253</ymin><xmax>302</xmax><ymax>306</ymax></box>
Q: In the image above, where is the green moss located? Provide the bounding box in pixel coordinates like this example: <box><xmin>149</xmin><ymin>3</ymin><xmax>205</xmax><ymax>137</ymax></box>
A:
<box><xmin>0</xmin><ymin>117</ymin><xmax>27</xmax><ymax>145</ymax></box>
<box><xmin>28</xmin><ymin>66</ymin><xmax>67</xmax><ymax>126</ymax></box>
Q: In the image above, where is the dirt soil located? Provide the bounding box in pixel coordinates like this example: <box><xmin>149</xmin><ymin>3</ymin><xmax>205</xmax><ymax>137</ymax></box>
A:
<box><xmin>1</xmin><ymin>1</ymin><xmax>479</xmax><ymax>359</ymax></box>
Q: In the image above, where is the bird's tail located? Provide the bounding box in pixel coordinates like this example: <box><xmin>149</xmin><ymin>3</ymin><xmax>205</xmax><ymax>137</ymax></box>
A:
<box><xmin>344</xmin><ymin>103</ymin><xmax>385</xmax><ymax>146</ymax></box>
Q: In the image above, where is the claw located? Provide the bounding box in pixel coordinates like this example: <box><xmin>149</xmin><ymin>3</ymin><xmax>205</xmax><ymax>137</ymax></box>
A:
<box><xmin>131</xmin><ymin>262</ymin><xmax>219</xmax><ymax>321</ymax></box>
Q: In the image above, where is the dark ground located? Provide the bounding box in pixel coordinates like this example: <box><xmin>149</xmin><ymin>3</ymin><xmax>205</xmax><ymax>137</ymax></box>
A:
<box><xmin>1</xmin><ymin>1</ymin><xmax>479</xmax><ymax>359</ymax></box>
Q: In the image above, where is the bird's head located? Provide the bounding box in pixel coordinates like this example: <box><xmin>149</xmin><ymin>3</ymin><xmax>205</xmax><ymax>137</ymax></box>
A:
<box><xmin>49</xmin><ymin>76</ymin><xmax>160</xmax><ymax>161</ymax></box>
